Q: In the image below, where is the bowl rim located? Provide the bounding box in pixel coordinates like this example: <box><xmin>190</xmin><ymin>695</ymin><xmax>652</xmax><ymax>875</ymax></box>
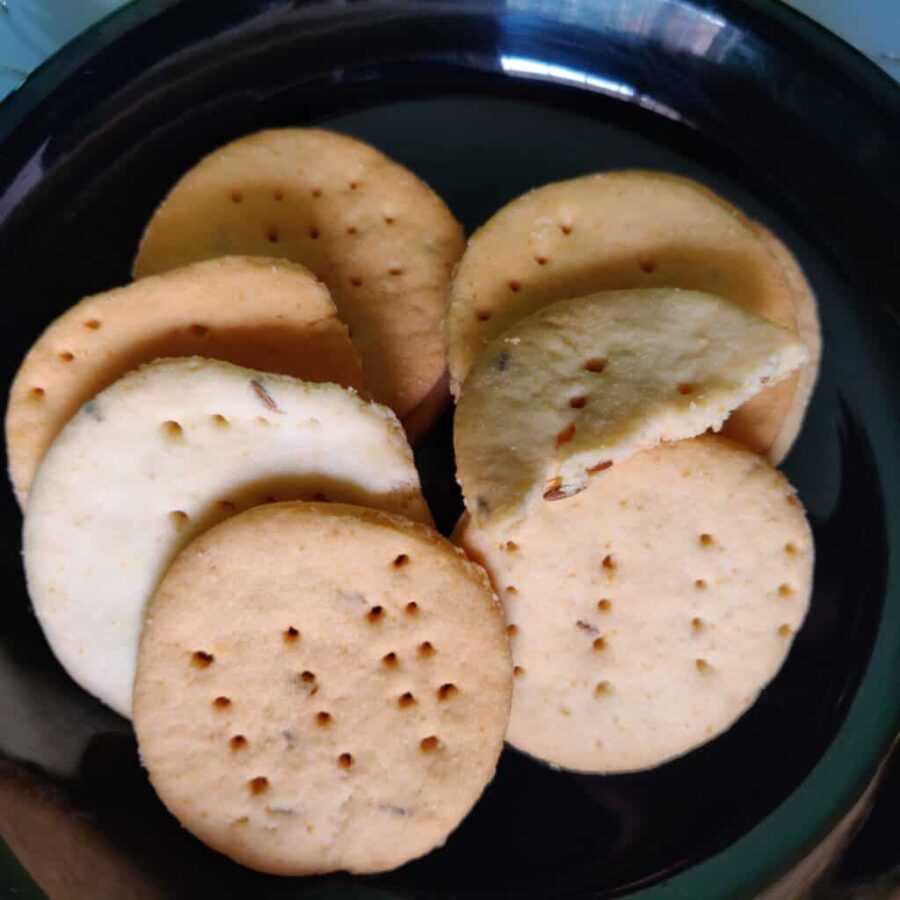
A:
<box><xmin>0</xmin><ymin>1</ymin><xmax>898</xmax><ymax>897</ymax></box>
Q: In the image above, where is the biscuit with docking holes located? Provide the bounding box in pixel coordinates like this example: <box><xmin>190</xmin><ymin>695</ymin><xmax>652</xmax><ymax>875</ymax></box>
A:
<box><xmin>133</xmin><ymin>502</ymin><xmax>511</xmax><ymax>874</ymax></box>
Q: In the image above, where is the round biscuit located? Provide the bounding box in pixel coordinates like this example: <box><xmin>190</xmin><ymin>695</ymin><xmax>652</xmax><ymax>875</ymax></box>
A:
<box><xmin>5</xmin><ymin>255</ymin><xmax>363</xmax><ymax>507</ymax></box>
<box><xmin>133</xmin><ymin>128</ymin><xmax>465</xmax><ymax>433</ymax></box>
<box><xmin>24</xmin><ymin>358</ymin><xmax>429</xmax><ymax>718</ymax></box>
<box><xmin>446</xmin><ymin>170</ymin><xmax>814</xmax><ymax>461</ymax></box>
<box><xmin>133</xmin><ymin>502</ymin><xmax>511</xmax><ymax>875</ymax></box>
<box><xmin>456</xmin><ymin>435</ymin><xmax>814</xmax><ymax>773</ymax></box>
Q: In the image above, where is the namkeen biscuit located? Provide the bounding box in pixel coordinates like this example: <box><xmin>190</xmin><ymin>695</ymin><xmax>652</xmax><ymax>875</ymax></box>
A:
<box><xmin>456</xmin><ymin>436</ymin><xmax>814</xmax><ymax>773</ymax></box>
<box><xmin>24</xmin><ymin>358</ymin><xmax>429</xmax><ymax>717</ymax></box>
<box><xmin>6</xmin><ymin>256</ymin><xmax>363</xmax><ymax>506</ymax></box>
<box><xmin>133</xmin><ymin>128</ymin><xmax>465</xmax><ymax>437</ymax></box>
<box><xmin>133</xmin><ymin>502</ymin><xmax>511</xmax><ymax>875</ymax></box>
<box><xmin>455</xmin><ymin>289</ymin><xmax>806</xmax><ymax>531</ymax></box>
<box><xmin>446</xmin><ymin>171</ymin><xmax>819</xmax><ymax>461</ymax></box>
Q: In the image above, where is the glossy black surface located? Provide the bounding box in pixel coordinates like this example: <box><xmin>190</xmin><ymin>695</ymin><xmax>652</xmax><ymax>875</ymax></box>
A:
<box><xmin>0</xmin><ymin>1</ymin><xmax>898</xmax><ymax>897</ymax></box>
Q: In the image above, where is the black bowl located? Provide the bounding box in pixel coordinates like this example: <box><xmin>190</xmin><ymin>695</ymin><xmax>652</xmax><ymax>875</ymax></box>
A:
<box><xmin>1</xmin><ymin>1</ymin><xmax>898</xmax><ymax>897</ymax></box>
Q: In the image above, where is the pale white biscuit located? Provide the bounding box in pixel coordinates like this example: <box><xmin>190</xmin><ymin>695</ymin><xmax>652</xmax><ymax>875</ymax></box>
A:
<box><xmin>456</xmin><ymin>436</ymin><xmax>814</xmax><ymax>773</ymax></box>
<box><xmin>133</xmin><ymin>502</ymin><xmax>511</xmax><ymax>875</ymax></box>
<box><xmin>446</xmin><ymin>170</ymin><xmax>819</xmax><ymax>461</ymax></box>
<box><xmin>455</xmin><ymin>289</ymin><xmax>806</xmax><ymax>531</ymax></box>
<box><xmin>6</xmin><ymin>256</ymin><xmax>363</xmax><ymax>507</ymax></box>
<box><xmin>24</xmin><ymin>358</ymin><xmax>430</xmax><ymax>717</ymax></box>
<box><xmin>133</xmin><ymin>128</ymin><xmax>465</xmax><ymax>436</ymax></box>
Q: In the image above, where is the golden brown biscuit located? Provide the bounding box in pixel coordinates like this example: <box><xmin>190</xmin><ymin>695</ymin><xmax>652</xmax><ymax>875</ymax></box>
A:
<box><xmin>446</xmin><ymin>171</ymin><xmax>816</xmax><ymax>461</ymax></box>
<box><xmin>456</xmin><ymin>436</ymin><xmax>813</xmax><ymax>773</ymax></box>
<box><xmin>6</xmin><ymin>256</ymin><xmax>362</xmax><ymax>506</ymax></box>
<box><xmin>134</xmin><ymin>502</ymin><xmax>512</xmax><ymax>874</ymax></box>
<box><xmin>133</xmin><ymin>128</ymin><xmax>465</xmax><ymax>436</ymax></box>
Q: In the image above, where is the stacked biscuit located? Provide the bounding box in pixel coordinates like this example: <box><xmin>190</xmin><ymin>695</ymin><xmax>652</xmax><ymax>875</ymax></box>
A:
<box><xmin>9</xmin><ymin>131</ymin><xmax>510</xmax><ymax>876</ymax></box>
<box><xmin>449</xmin><ymin>172</ymin><xmax>818</xmax><ymax>773</ymax></box>
<box><xmin>7</xmin><ymin>136</ymin><xmax>819</xmax><ymax>876</ymax></box>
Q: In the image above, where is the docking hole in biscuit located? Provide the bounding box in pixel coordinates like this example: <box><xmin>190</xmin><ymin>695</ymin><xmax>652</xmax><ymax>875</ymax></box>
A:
<box><xmin>248</xmin><ymin>777</ymin><xmax>269</xmax><ymax>795</ymax></box>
